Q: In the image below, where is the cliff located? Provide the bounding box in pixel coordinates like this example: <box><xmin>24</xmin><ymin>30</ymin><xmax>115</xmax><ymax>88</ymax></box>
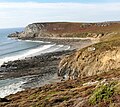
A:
<box><xmin>58</xmin><ymin>22</ymin><xmax>120</xmax><ymax>80</ymax></box>
<box><xmin>2</xmin><ymin>21</ymin><xmax>120</xmax><ymax>107</ymax></box>
<box><xmin>58</xmin><ymin>39</ymin><xmax>120</xmax><ymax>80</ymax></box>
<box><xmin>8</xmin><ymin>22</ymin><xmax>120</xmax><ymax>39</ymax></box>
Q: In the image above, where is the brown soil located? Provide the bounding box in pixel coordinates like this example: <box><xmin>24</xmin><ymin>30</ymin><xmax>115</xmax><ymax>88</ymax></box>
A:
<box><xmin>1</xmin><ymin>21</ymin><xmax>120</xmax><ymax>107</ymax></box>
<box><xmin>0</xmin><ymin>69</ymin><xmax>120</xmax><ymax>107</ymax></box>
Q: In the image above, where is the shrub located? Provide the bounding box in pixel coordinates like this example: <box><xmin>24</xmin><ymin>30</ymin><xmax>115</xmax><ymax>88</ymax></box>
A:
<box><xmin>89</xmin><ymin>82</ymin><xmax>115</xmax><ymax>105</ymax></box>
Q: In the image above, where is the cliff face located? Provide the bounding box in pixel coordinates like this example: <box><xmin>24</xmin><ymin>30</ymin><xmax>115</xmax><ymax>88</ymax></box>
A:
<box><xmin>58</xmin><ymin>39</ymin><xmax>120</xmax><ymax>80</ymax></box>
<box><xmin>2</xmin><ymin>22</ymin><xmax>120</xmax><ymax>107</ymax></box>
<box><xmin>8</xmin><ymin>22</ymin><xmax>120</xmax><ymax>39</ymax></box>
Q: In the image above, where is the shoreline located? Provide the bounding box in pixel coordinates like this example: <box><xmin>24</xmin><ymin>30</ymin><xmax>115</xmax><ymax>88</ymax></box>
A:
<box><xmin>0</xmin><ymin>37</ymin><xmax>99</xmax><ymax>98</ymax></box>
<box><xmin>19</xmin><ymin>37</ymin><xmax>99</xmax><ymax>50</ymax></box>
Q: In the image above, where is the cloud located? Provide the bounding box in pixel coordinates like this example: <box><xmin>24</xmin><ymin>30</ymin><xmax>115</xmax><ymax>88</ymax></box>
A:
<box><xmin>0</xmin><ymin>2</ymin><xmax>120</xmax><ymax>9</ymax></box>
<box><xmin>0</xmin><ymin>2</ymin><xmax>120</xmax><ymax>28</ymax></box>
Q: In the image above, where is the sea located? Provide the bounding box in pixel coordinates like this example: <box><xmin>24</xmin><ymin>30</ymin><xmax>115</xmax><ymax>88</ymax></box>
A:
<box><xmin>0</xmin><ymin>28</ymin><xmax>70</xmax><ymax>98</ymax></box>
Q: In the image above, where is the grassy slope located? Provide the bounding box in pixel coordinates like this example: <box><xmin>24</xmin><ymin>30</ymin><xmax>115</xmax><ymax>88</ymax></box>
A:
<box><xmin>46</xmin><ymin>22</ymin><xmax>120</xmax><ymax>33</ymax></box>
<box><xmin>45</xmin><ymin>22</ymin><xmax>120</xmax><ymax>38</ymax></box>
<box><xmin>0</xmin><ymin>22</ymin><xmax>120</xmax><ymax>107</ymax></box>
<box><xmin>14</xmin><ymin>22</ymin><xmax>120</xmax><ymax>38</ymax></box>
<box><xmin>1</xmin><ymin>68</ymin><xmax>120</xmax><ymax>107</ymax></box>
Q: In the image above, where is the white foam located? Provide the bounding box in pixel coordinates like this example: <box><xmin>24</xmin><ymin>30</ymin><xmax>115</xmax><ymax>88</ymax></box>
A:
<box><xmin>42</xmin><ymin>45</ymin><xmax>64</xmax><ymax>53</ymax></box>
<box><xmin>0</xmin><ymin>80</ymin><xmax>26</xmax><ymax>98</ymax></box>
<box><xmin>58</xmin><ymin>45</ymin><xmax>64</xmax><ymax>48</ymax></box>
<box><xmin>38</xmin><ymin>44</ymin><xmax>70</xmax><ymax>54</ymax></box>
<box><xmin>17</xmin><ymin>39</ymin><xmax>41</xmax><ymax>43</ymax></box>
<box><xmin>0</xmin><ymin>44</ymin><xmax>55</xmax><ymax>65</ymax></box>
<box><xmin>57</xmin><ymin>45</ymin><xmax>70</xmax><ymax>51</ymax></box>
<box><xmin>0</xmin><ymin>38</ymin><xmax>71</xmax><ymax>66</ymax></box>
<box><xmin>64</xmin><ymin>45</ymin><xmax>71</xmax><ymax>50</ymax></box>
<box><xmin>19</xmin><ymin>39</ymin><xmax>51</xmax><ymax>43</ymax></box>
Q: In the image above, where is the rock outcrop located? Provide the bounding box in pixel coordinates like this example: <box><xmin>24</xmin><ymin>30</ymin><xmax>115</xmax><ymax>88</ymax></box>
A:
<box><xmin>58</xmin><ymin>40</ymin><xmax>120</xmax><ymax>80</ymax></box>
<box><xmin>8</xmin><ymin>22</ymin><xmax>120</xmax><ymax>39</ymax></box>
<box><xmin>2</xmin><ymin>21</ymin><xmax>120</xmax><ymax>107</ymax></box>
<box><xmin>2</xmin><ymin>69</ymin><xmax>120</xmax><ymax>107</ymax></box>
<box><xmin>1</xmin><ymin>21</ymin><xmax>120</xmax><ymax>107</ymax></box>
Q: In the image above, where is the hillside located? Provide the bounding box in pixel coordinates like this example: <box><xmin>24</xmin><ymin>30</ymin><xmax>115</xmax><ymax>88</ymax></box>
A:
<box><xmin>1</xmin><ymin>22</ymin><xmax>120</xmax><ymax>107</ymax></box>
<box><xmin>58</xmin><ymin>38</ymin><xmax>120</xmax><ymax>80</ymax></box>
<box><xmin>8</xmin><ymin>22</ymin><xmax>120</xmax><ymax>39</ymax></box>
<box><xmin>1</xmin><ymin>62</ymin><xmax>120</xmax><ymax>107</ymax></box>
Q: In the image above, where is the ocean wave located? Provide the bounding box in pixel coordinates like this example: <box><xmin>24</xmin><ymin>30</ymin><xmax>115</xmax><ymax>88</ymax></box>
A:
<box><xmin>0</xmin><ymin>78</ymin><xmax>26</xmax><ymax>98</ymax></box>
<box><xmin>0</xmin><ymin>44</ymin><xmax>56</xmax><ymax>65</ymax></box>
<box><xmin>0</xmin><ymin>44</ymin><xmax>41</xmax><ymax>56</ymax></box>
<box><xmin>19</xmin><ymin>39</ymin><xmax>51</xmax><ymax>43</ymax></box>
<box><xmin>35</xmin><ymin>44</ymin><xmax>70</xmax><ymax>55</ymax></box>
<box><xmin>54</xmin><ymin>45</ymin><xmax>70</xmax><ymax>51</ymax></box>
<box><xmin>0</xmin><ymin>41</ymin><xmax>17</xmax><ymax>47</ymax></box>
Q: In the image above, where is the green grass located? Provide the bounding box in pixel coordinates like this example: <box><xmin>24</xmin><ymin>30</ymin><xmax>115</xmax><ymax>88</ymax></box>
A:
<box><xmin>89</xmin><ymin>82</ymin><xmax>115</xmax><ymax>105</ymax></box>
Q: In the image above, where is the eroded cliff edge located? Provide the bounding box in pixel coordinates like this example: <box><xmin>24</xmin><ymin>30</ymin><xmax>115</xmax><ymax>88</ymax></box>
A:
<box><xmin>2</xmin><ymin>22</ymin><xmax>120</xmax><ymax>107</ymax></box>
<box><xmin>8</xmin><ymin>22</ymin><xmax>120</xmax><ymax>39</ymax></box>
<box><xmin>58</xmin><ymin>39</ymin><xmax>120</xmax><ymax>80</ymax></box>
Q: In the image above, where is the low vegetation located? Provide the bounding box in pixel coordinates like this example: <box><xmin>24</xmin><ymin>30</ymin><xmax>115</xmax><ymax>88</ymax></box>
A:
<box><xmin>89</xmin><ymin>82</ymin><xmax>115</xmax><ymax>105</ymax></box>
<box><xmin>0</xmin><ymin>69</ymin><xmax>120</xmax><ymax>107</ymax></box>
<box><xmin>1</xmin><ymin>22</ymin><xmax>120</xmax><ymax>107</ymax></box>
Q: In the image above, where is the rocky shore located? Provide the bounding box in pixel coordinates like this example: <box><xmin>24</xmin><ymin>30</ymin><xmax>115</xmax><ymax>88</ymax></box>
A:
<box><xmin>0</xmin><ymin>21</ymin><xmax>120</xmax><ymax>107</ymax></box>
<box><xmin>1</xmin><ymin>36</ymin><xmax>120</xmax><ymax>107</ymax></box>
<box><xmin>0</xmin><ymin>37</ymin><xmax>96</xmax><ymax>89</ymax></box>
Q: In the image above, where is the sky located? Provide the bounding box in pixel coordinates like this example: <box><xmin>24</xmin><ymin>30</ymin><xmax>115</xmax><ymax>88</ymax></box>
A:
<box><xmin>0</xmin><ymin>0</ymin><xmax>120</xmax><ymax>28</ymax></box>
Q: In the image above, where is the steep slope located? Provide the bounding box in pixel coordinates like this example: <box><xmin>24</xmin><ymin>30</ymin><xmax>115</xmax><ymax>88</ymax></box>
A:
<box><xmin>58</xmin><ymin>38</ymin><xmax>120</xmax><ymax>80</ymax></box>
<box><xmin>1</xmin><ymin>69</ymin><xmax>120</xmax><ymax>107</ymax></box>
<box><xmin>1</xmin><ymin>22</ymin><xmax>120</xmax><ymax>107</ymax></box>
